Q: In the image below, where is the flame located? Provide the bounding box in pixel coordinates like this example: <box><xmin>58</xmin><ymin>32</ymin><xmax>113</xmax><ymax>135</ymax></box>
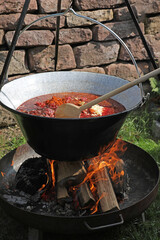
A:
<box><xmin>11</xmin><ymin>160</ymin><xmax>14</xmax><ymax>166</ymax></box>
<box><xmin>39</xmin><ymin>139</ymin><xmax>127</xmax><ymax>214</ymax></box>
<box><xmin>77</xmin><ymin>139</ymin><xmax>127</xmax><ymax>214</ymax></box>
<box><xmin>38</xmin><ymin>173</ymin><xmax>49</xmax><ymax>192</ymax></box>
<box><xmin>48</xmin><ymin>160</ymin><xmax>56</xmax><ymax>188</ymax></box>
<box><xmin>39</xmin><ymin>160</ymin><xmax>56</xmax><ymax>201</ymax></box>
<box><xmin>39</xmin><ymin>184</ymin><xmax>46</xmax><ymax>192</ymax></box>
<box><xmin>90</xmin><ymin>192</ymin><xmax>106</xmax><ymax>215</ymax></box>
<box><xmin>96</xmin><ymin>139</ymin><xmax>127</xmax><ymax>183</ymax></box>
<box><xmin>90</xmin><ymin>139</ymin><xmax>126</xmax><ymax>213</ymax></box>
<box><xmin>1</xmin><ymin>171</ymin><xmax>5</xmax><ymax>177</ymax></box>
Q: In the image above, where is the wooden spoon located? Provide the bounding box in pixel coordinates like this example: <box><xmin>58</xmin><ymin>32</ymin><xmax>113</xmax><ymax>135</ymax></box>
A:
<box><xmin>55</xmin><ymin>67</ymin><xmax>160</xmax><ymax>118</ymax></box>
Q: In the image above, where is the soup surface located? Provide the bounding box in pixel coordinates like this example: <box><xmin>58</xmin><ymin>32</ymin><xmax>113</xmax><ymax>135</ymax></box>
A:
<box><xmin>17</xmin><ymin>92</ymin><xmax>126</xmax><ymax>118</ymax></box>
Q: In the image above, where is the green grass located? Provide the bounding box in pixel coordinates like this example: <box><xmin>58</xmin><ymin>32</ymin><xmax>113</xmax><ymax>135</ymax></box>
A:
<box><xmin>0</xmin><ymin>126</ymin><xmax>26</xmax><ymax>159</ymax></box>
<box><xmin>0</xmin><ymin>136</ymin><xmax>26</xmax><ymax>155</ymax></box>
<box><xmin>118</xmin><ymin>107</ymin><xmax>160</xmax><ymax>164</ymax></box>
<box><xmin>115</xmin><ymin>106</ymin><xmax>160</xmax><ymax>240</ymax></box>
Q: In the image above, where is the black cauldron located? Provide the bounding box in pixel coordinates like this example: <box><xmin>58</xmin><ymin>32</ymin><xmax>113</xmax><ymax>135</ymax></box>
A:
<box><xmin>0</xmin><ymin>71</ymin><xmax>143</xmax><ymax>161</ymax></box>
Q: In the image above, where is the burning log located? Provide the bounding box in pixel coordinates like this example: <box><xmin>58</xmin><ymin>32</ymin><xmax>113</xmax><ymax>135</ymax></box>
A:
<box><xmin>56</xmin><ymin>161</ymin><xmax>87</xmax><ymax>204</ymax></box>
<box><xmin>78</xmin><ymin>182</ymin><xmax>95</xmax><ymax>209</ymax></box>
<box><xmin>91</xmin><ymin>161</ymin><xmax>120</xmax><ymax>213</ymax></box>
<box><xmin>57</xmin><ymin>185</ymin><xmax>69</xmax><ymax>204</ymax></box>
<box><xmin>57</xmin><ymin>161</ymin><xmax>87</xmax><ymax>187</ymax></box>
<box><xmin>111</xmin><ymin>159</ymin><xmax>125</xmax><ymax>195</ymax></box>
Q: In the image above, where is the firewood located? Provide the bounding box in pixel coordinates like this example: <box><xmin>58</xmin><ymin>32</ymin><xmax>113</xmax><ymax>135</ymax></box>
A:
<box><xmin>94</xmin><ymin>162</ymin><xmax>120</xmax><ymax>212</ymax></box>
<box><xmin>57</xmin><ymin>185</ymin><xmax>69</xmax><ymax>204</ymax></box>
<box><xmin>78</xmin><ymin>182</ymin><xmax>95</xmax><ymax>209</ymax></box>
<box><xmin>112</xmin><ymin>159</ymin><xmax>125</xmax><ymax>194</ymax></box>
<box><xmin>57</xmin><ymin>161</ymin><xmax>87</xmax><ymax>187</ymax></box>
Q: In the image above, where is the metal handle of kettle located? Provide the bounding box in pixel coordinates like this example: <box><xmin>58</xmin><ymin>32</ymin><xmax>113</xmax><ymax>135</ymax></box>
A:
<box><xmin>0</xmin><ymin>0</ymin><xmax>145</xmax><ymax>100</ymax></box>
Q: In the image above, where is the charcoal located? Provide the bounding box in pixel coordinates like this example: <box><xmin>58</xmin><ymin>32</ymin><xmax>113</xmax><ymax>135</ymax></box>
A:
<box><xmin>15</xmin><ymin>157</ymin><xmax>48</xmax><ymax>195</ymax></box>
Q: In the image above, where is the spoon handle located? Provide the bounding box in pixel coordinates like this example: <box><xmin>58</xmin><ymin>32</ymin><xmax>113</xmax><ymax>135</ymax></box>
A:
<box><xmin>79</xmin><ymin>67</ymin><xmax>160</xmax><ymax>111</ymax></box>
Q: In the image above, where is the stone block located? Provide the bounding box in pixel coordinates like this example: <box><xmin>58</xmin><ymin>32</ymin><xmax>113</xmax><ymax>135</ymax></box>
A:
<box><xmin>0</xmin><ymin>50</ymin><xmax>29</xmax><ymax>76</ymax></box>
<box><xmin>28</xmin><ymin>44</ymin><xmax>76</xmax><ymax>72</ymax></box>
<box><xmin>38</xmin><ymin>0</ymin><xmax>71</xmax><ymax>13</ymax></box>
<box><xmin>56</xmin><ymin>44</ymin><xmax>76</xmax><ymax>70</ymax></box>
<box><xmin>28</xmin><ymin>46</ymin><xmax>55</xmax><ymax>72</ymax></box>
<box><xmin>104</xmin><ymin>63</ymin><xmax>143</xmax><ymax>81</ymax></box>
<box><xmin>92</xmin><ymin>20</ymin><xmax>144</xmax><ymax>41</ymax></box>
<box><xmin>134</xmin><ymin>0</ymin><xmax>160</xmax><ymax>17</ymax></box>
<box><xmin>73</xmin><ymin>41</ymin><xmax>120</xmax><ymax>68</ymax></box>
<box><xmin>0</xmin><ymin>0</ymin><xmax>37</xmax><ymax>14</ymax></box>
<box><xmin>119</xmin><ymin>34</ymin><xmax>160</xmax><ymax>62</ymax></box>
<box><xmin>66</xmin><ymin>9</ymin><xmax>113</xmax><ymax>27</ymax></box>
<box><xmin>0</xmin><ymin>13</ymin><xmax>65</xmax><ymax>31</ymax></box>
<box><xmin>5</xmin><ymin>30</ymin><xmax>54</xmax><ymax>47</ymax></box>
<box><xmin>114</xmin><ymin>6</ymin><xmax>137</xmax><ymax>21</ymax></box>
<box><xmin>58</xmin><ymin>28</ymin><xmax>92</xmax><ymax>44</ymax></box>
<box><xmin>146</xmin><ymin>16</ymin><xmax>160</xmax><ymax>35</ymax></box>
<box><xmin>75</xmin><ymin>0</ymin><xmax>135</xmax><ymax>10</ymax></box>
<box><xmin>0</xmin><ymin>14</ymin><xmax>21</xmax><ymax>30</ymax></box>
<box><xmin>24</xmin><ymin>14</ymin><xmax>65</xmax><ymax>30</ymax></box>
<box><xmin>145</xmin><ymin>34</ymin><xmax>160</xmax><ymax>62</ymax></box>
<box><xmin>118</xmin><ymin>37</ymin><xmax>149</xmax><ymax>61</ymax></box>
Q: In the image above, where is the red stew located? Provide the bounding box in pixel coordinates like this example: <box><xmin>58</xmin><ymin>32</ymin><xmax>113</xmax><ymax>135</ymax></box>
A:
<box><xmin>17</xmin><ymin>92</ymin><xmax>126</xmax><ymax>118</ymax></box>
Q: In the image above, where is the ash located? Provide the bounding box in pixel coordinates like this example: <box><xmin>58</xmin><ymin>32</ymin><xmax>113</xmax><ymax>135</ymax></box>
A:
<box><xmin>2</xmin><ymin>188</ymin><xmax>86</xmax><ymax>217</ymax></box>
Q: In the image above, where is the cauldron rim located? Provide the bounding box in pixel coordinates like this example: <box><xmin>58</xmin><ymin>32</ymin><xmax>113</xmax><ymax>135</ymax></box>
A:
<box><xmin>0</xmin><ymin>71</ymin><xmax>143</xmax><ymax>121</ymax></box>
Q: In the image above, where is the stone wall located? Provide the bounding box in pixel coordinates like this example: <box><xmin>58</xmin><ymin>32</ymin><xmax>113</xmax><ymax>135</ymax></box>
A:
<box><xmin>0</xmin><ymin>0</ymin><xmax>160</xmax><ymax>126</ymax></box>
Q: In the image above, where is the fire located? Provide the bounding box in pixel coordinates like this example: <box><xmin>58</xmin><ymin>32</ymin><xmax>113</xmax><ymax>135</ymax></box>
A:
<box><xmin>38</xmin><ymin>139</ymin><xmax>127</xmax><ymax>214</ymax></box>
<box><xmin>98</xmin><ymin>139</ymin><xmax>127</xmax><ymax>182</ymax></box>
<box><xmin>90</xmin><ymin>192</ymin><xmax>106</xmax><ymax>215</ymax></box>
<box><xmin>11</xmin><ymin>160</ymin><xmax>14</xmax><ymax>166</ymax></box>
<box><xmin>48</xmin><ymin>160</ymin><xmax>56</xmax><ymax>188</ymax></box>
<box><xmin>79</xmin><ymin>139</ymin><xmax>126</xmax><ymax>185</ymax></box>
<box><xmin>40</xmin><ymin>160</ymin><xmax>56</xmax><ymax>201</ymax></box>
<box><xmin>38</xmin><ymin>173</ymin><xmax>49</xmax><ymax>192</ymax></box>
<box><xmin>70</xmin><ymin>139</ymin><xmax>127</xmax><ymax>214</ymax></box>
<box><xmin>39</xmin><ymin>184</ymin><xmax>46</xmax><ymax>192</ymax></box>
<box><xmin>88</xmin><ymin>139</ymin><xmax>127</xmax><ymax>213</ymax></box>
<box><xmin>1</xmin><ymin>171</ymin><xmax>5</xmax><ymax>177</ymax></box>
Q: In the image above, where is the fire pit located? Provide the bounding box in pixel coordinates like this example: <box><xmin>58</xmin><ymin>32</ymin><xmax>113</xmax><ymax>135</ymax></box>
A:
<box><xmin>0</xmin><ymin>140</ymin><xmax>159</xmax><ymax>236</ymax></box>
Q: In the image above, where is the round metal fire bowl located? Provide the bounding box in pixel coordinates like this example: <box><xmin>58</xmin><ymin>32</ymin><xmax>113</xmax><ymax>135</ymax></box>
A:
<box><xmin>0</xmin><ymin>72</ymin><xmax>143</xmax><ymax>161</ymax></box>
<box><xmin>0</xmin><ymin>140</ymin><xmax>159</xmax><ymax>234</ymax></box>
